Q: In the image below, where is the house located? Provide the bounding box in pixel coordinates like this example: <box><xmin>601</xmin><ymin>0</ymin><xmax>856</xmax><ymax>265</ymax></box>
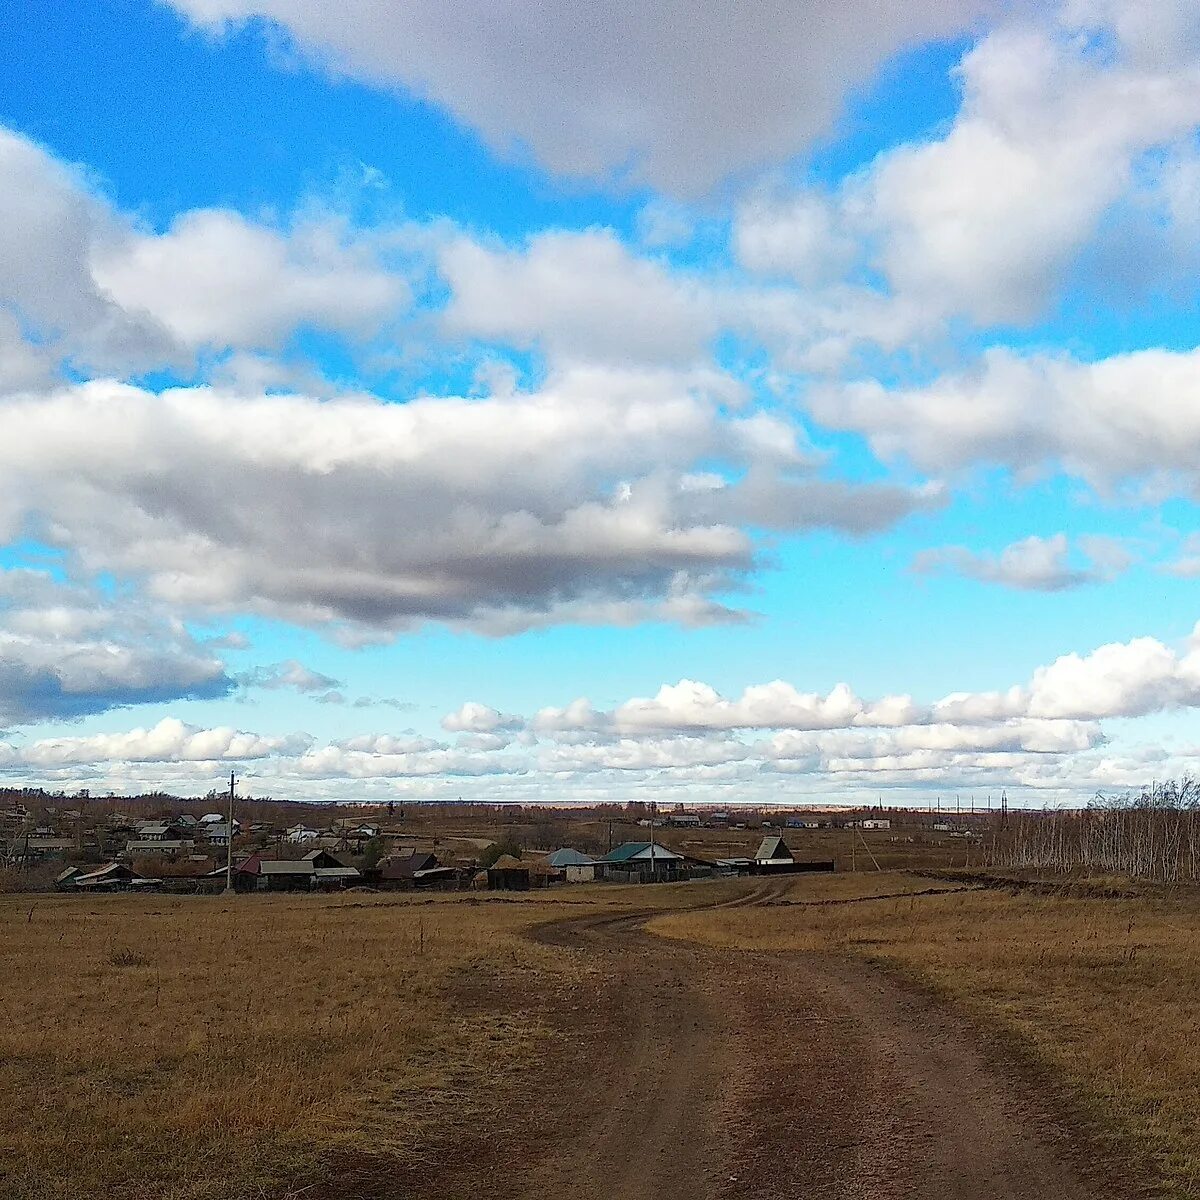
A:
<box><xmin>374</xmin><ymin>851</ymin><xmax>440</xmax><ymax>889</ymax></box>
<box><xmin>202</xmin><ymin>854</ymin><xmax>262</xmax><ymax>891</ymax></box>
<box><xmin>199</xmin><ymin>812</ymin><xmax>226</xmax><ymax>825</ymax></box>
<box><xmin>8</xmin><ymin>836</ymin><xmax>74</xmax><ymax>861</ymax></box>
<box><xmin>257</xmin><ymin>859</ymin><xmax>315</xmax><ymax>891</ymax></box>
<box><xmin>706</xmin><ymin>812</ymin><xmax>730</xmax><ymax>827</ymax></box>
<box><xmin>54</xmin><ymin>866</ymin><xmax>81</xmax><ymax>890</ymax></box>
<box><xmin>71</xmin><ymin>862</ymin><xmax>160</xmax><ymax>890</ymax></box>
<box><xmin>313</xmin><ymin>864</ymin><xmax>362</xmax><ymax>889</ymax></box>
<box><xmin>136</xmin><ymin>821</ymin><xmax>182</xmax><ymax>842</ymax></box>
<box><xmin>175</xmin><ymin>814</ymin><xmax>199</xmax><ymax>830</ymax></box>
<box><xmin>124</xmin><ymin>838</ymin><xmax>195</xmax><ymax>859</ymax></box>
<box><xmin>545</xmin><ymin>847</ymin><xmax>600</xmax><ymax>882</ymax></box>
<box><xmin>302</xmin><ymin>849</ymin><xmax>347</xmax><ymax>870</ymax></box>
<box><xmin>604</xmin><ymin>842</ymin><xmax>685</xmax><ymax>879</ymax></box>
<box><xmin>859</xmin><ymin>819</ymin><xmax>891</xmax><ymax>831</ymax></box>
<box><xmin>301</xmin><ymin>849</ymin><xmax>362</xmax><ymax>889</ymax></box>
<box><xmin>667</xmin><ymin>814</ymin><xmax>702</xmax><ymax>828</ymax></box>
<box><xmin>285</xmin><ymin>824</ymin><xmax>320</xmax><ymax>844</ymax></box>
<box><xmin>203</xmin><ymin>823</ymin><xmax>235</xmax><ymax>846</ymax></box>
<box><xmin>754</xmin><ymin>835</ymin><xmax>794</xmax><ymax>865</ymax></box>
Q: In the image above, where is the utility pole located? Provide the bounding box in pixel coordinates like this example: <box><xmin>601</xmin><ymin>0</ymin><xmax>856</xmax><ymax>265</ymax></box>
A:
<box><xmin>224</xmin><ymin>771</ymin><xmax>236</xmax><ymax>895</ymax></box>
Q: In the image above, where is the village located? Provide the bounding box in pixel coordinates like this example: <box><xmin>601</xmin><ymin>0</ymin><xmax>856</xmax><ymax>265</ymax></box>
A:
<box><xmin>0</xmin><ymin>790</ymin><xmax>990</xmax><ymax>895</ymax></box>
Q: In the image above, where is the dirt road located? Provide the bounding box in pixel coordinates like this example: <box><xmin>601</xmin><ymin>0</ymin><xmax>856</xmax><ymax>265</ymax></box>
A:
<box><xmin>519</xmin><ymin>884</ymin><xmax>1130</xmax><ymax>1200</ymax></box>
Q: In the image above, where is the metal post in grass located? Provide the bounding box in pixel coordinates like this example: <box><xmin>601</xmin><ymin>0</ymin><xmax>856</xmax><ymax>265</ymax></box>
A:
<box><xmin>225</xmin><ymin>771</ymin><xmax>237</xmax><ymax>895</ymax></box>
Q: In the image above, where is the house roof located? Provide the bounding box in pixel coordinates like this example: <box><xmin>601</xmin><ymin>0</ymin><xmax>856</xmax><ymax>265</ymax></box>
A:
<box><xmin>489</xmin><ymin>854</ymin><xmax>527</xmax><ymax>870</ymax></box>
<box><xmin>605</xmin><ymin>842</ymin><xmax>683</xmax><ymax>863</ymax></box>
<box><xmin>378</xmin><ymin>851</ymin><xmax>439</xmax><ymax>879</ymax></box>
<box><xmin>259</xmin><ymin>859</ymin><xmax>315</xmax><ymax>875</ymax></box>
<box><xmin>546</xmin><ymin>848</ymin><xmax>597</xmax><ymax>867</ymax></box>
<box><xmin>137</xmin><ymin>822</ymin><xmax>174</xmax><ymax>836</ymax></box>
<box><xmin>314</xmin><ymin>866</ymin><xmax>361</xmax><ymax>880</ymax></box>
<box><xmin>755</xmin><ymin>836</ymin><xmax>793</xmax><ymax>862</ymax></box>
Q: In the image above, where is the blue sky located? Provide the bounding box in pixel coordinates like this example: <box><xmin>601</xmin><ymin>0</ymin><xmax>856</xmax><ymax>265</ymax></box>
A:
<box><xmin>0</xmin><ymin>0</ymin><xmax>1198</xmax><ymax>806</ymax></box>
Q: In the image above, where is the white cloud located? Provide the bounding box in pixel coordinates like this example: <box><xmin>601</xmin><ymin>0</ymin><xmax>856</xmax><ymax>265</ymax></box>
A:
<box><xmin>0</xmin><ymin>570</ymin><xmax>232</xmax><ymax>726</ymax></box>
<box><xmin>913</xmin><ymin>533</ymin><xmax>1120</xmax><ymax>591</ymax></box>
<box><xmin>242</xmin><ymin>659</ymin><xmax>343</xmax><ymax>693</ymax></box>
<box><xmin>440</xmin><ymin>229</ymin><xmax>717</xmax><ymax>367</ymax></box>
<box><xmin>0</xmin><ymin>372</ymin><xmax>933</xmax><ymax>635</ymax></box>
<box><xmin>441</xmin><ymin>702</ymin><xmax>524</xmax><ymax>734</ymax></box>
<box><xmin>818</xmin><ymin>345</ymin><xmax>1200</xmax><ymax>492</ymax></box>
<box><xmin>164</xmin><ymin>0</ymin><xmax>991</xmax><ymax>193</ymax></box>
<box><xmin>735</xmin><ymin>11</ymin><xmax>1200</xmax><ymax>328</ymax></box>
<box><xmin>0</xmin><ymin>126</ymin><xmax>408</xmax><ymax>375</ymax></box>
<box><xmin>92</xmin><ymin>209</ymin><xmax>407</xmax><ymax>351</ymax></box>
<box><xmin>16</xmin><ymin>717</ymin><xmax>309</xmax><ymax>766</ymax></box>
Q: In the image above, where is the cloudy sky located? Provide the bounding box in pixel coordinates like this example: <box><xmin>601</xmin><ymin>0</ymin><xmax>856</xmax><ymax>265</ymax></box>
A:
<box><xmin>1</xmin><ymin>0</ymin><xmax>1198</xmax><ymax>807</ymax></box>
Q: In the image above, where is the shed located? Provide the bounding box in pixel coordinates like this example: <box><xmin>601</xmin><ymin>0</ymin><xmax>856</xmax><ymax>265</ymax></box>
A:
<box><xmin>487</xmin><ymin>854</ymin><xmax>532</xmax><ymax>891</ymax></box>
<box><xmin>72</xmin><ymin>862</ymin><xmax>160</xmax><ymax>890</ymax></box>
<box><xmin>313</xmin><ymin>865</ymin><xmax>362</xmax><ymax>889</ymax></box>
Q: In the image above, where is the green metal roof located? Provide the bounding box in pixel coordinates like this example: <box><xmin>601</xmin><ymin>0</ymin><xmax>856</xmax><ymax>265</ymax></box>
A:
<box><xmin>604</xmin><ymin>841</ymin><xmax>682</xmax><ymax>863</ymax></box>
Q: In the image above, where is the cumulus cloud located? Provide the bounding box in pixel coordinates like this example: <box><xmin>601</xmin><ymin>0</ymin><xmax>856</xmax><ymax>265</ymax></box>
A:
<box><xmin>0</xmin><ymin>126</ymin><xmax>407</xmax><ymax>376</ymax></box>
<box><xmin>92</xmin><ymin>209</ymin><xmax>408</xmax><ymax>352</ymax></box>
<box><xmin>441</xmin><ymin>230</ymin><xmax>717</xmax><ymax>367</ymax></box>
<box><xmin>735</xmin><ymin>9</ymin><xmax>1200</xmax><ymax>327</ymax></box>
<box><xmin>14</xmin><ymin>717</ymin><xmax>310</xmax><ymax>766</ymax></box>
<box><xmin>8</xmin><ymin>618</ymin><xmax>1200</xmax><ymax>800</ymax></box>
<box><xmin>818</xmin><ymin>345</ymin><xmax>1200</xmax><ymax>492</ymax></box>
<box><xmin>164</xmin><ymin>0</ymin><xmax>991</xmax><ymax>193</ymax></box>
<box><xmin>912</xmin><ymin>533</ymin><xmax>1127</xmax><ymax>591</ymax></box>
<box><xmin>241</xmin><ymin>659</ymin><xmax>344</xmax><ymax>693</ymax></box>
<box><xmin>0</xmin><ymin>570</ymin><xmax>232</xmax><ymax>726</ymax></box>
<box><xmin>441</xmin><ymin>702</ymin><xmax>524</xmax><ymax>734</ymax></box>
<box><xmin>0</xmin><ymin>372</ymin><xmax>933</xmax><ymax>634</ymax></box>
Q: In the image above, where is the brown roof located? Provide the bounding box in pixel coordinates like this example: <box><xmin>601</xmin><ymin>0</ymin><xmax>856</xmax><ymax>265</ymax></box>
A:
<box><xmin>379</xmin><ymin>851</ymin><xmax>439</xmax><ymax>879</ymax></box>
<box><xmin>489</xmin><ymin>854</ymin><xmax>527</xmax><ymax>870</ymax></box>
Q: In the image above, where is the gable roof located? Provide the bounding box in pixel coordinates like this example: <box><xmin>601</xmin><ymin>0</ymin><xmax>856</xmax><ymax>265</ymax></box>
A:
<box><xmin>546</xmin><ymin>848</ymin><xmax>597</xmax><ymax>867</ymax></box>
<box><xmin>605</xmin><ymin>841</ymin><xmax>683</xmax><ymax>864</ymax></box>
<box><xmin>755</xmin><ymin>835</ymin><xmax>793</xmax><ymax>862</ymax></box>
<box><xmin>378</xmin><ymin>851</ymin><xmax>439</xmax><ymax>879</ymax></box>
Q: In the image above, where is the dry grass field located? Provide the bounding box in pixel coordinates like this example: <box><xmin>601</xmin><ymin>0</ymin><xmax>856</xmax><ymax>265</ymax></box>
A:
<box><xmin>0</xmin><ymin>881</ymin><xmax>742</xmax><ymax>1200</ymax></box>
<box><xmin>3</xmin><ymin>869</ymin><xmax>1199</xmax><ymax>1198</ymax></box>
<box><xmin>655</xmin><ymin>871</ymin><xmax>1200</xmax><ymax>1197</ymax></box>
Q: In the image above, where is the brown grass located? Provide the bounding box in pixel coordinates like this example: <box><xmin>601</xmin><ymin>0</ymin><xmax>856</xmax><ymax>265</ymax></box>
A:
<box><xmin>0</xmin><ymin>878</ymin><xmax>746</xmax><ymax>1199</ymax></box>
<box><xmin>0</xmin><ymin>891</ymin><xmax>579</xmax><ymax>1199</ymax></box>
<box><xmin>653</xmin><ymin>871</ymin><xmax>1200</xmax><ymax>1197</ymax></box>
<box><xmin>5</xmin><ymin>869</ymin><xmax>1198</xmax><ymax>1198</ymax></box>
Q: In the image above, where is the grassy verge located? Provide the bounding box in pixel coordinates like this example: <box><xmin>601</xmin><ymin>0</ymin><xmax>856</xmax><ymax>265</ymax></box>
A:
<box><xmin>652</xmin><ymin>870</ymin><xmax>1200</xmax><ymax>1197</ymax></box>
<box><xmin>0</xmin><ymin>891</ymin><xmax>576</xmax><ymax>1199</ymax></box>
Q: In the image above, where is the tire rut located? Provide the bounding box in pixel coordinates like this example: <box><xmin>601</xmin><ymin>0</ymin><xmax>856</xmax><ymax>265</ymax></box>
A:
<box><xmin>518</xmin><ymin>881</ymin><xmax>1136</xmax><ymax>1200</ymax></box>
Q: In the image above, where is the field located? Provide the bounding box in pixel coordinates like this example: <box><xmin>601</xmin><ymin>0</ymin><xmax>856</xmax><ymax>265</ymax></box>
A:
<box><xmin>3</xmin><ymin>866</ymin><xmax>1199</xmax><ymax>1199</ymax></box>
